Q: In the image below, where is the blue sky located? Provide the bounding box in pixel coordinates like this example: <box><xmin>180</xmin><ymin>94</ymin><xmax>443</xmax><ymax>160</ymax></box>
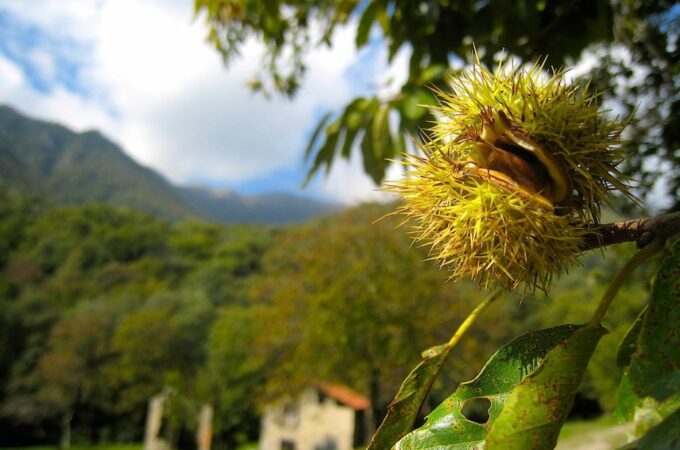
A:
<box><xmin>0</xmin><ymin>0</ymin><xmax>406</xmax><ymax>203</ymax></box>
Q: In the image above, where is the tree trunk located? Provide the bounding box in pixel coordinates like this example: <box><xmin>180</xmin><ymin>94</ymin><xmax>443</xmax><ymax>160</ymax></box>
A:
<box><xmin>144</xmin><ymin>393</ymin><xmax>167</xmax><ymax>450</ymax></box>
<box><xmin>59</xmin><ymin>408</ymin><xmax>74</xmax><ymax>450</ymax></box>
<box><xmin>368</xmin><ymin>368</ymin><xmax>382</xmax><ymax>434</ymax></box>
<box><xmin>196</xmin><ymin>404</ymin><xmax>214</xmax><ymax>450</ymax></box>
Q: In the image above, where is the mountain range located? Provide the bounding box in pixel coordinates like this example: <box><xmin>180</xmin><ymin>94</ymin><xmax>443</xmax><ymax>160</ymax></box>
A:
<box><xmin>0</xmin><ymin>104</ymin><xmax>338</xmax><ymax>224</ymax></box>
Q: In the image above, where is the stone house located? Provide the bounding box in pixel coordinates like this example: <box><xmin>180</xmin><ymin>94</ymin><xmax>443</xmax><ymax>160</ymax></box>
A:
<box><xmin>259</xmin><ymin>384</ymin><xmax>370</xmax><ymax>450</ymax></box>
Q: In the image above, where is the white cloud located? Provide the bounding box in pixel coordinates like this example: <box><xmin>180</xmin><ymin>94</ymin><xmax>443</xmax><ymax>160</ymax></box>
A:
<box><xmin>0</xmin><ymin>56</ymin><xmax>23</xmax><ymax>87</ymax></box>
<box><xmin>0</xmin><ymin>56</ymin><xmax>116</xmax><ymax>132</ymax></box>
<box><xmin>0</xmin><ymin>0</ymin><xmax>406</xmax><ymax>203</ymax></box>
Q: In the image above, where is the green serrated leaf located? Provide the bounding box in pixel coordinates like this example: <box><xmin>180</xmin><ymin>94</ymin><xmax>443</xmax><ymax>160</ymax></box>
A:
<box><xmin>615</xmin><ymin>371</ymin><xmax>680</xmax><ymax>437</ymax></box>
<box><xmin>377</xmin><ymin>7</ymin><xmax>390</xmax><ymax>34</ymax></box>
<box><xmin>303</xmin><ymin>116</ymin><xmax>342</xmax><ymax>185</ymax></box>
<box><xmin>617</xmin><ymin>305</ymin><xmax>647</xmax><ymax>369</ymax></box>
<box><xmin>304</xmin><ymin>112</ymin><xmax>333</xmax><ymax>160</ymax></box>
<box><xmin>617</xmin><ymin>407</ymin><xmax>680</xmax><ymax>450</ymax></box>
<box><xmin>396</xmin><ymin>324</ymin><xmax>590</xmax><ymax>450</ymax></box>
<box><xmin>356</xmin><ymin>1</ymin><xmax>381</xmax><ymax>47</ymax></box>
<box><xmin>615</xmin><ymin>372</ymin><xmax>641</xmax><ymax>423</ymax></box>
<box><xmin>367</xmin><ymin>343</ymin><xmax>452</xmax><ymax>450</ymax></box>
<box><xmin>369</xmin><ymin>291</ymin><xmax>502</xmax><ymax>450</ymax></box>
<box><xmin>340</xmin><ymin>127</ymin><xmax>359</xmax><ymax>160</ymax></box>
<box><xmin>344</xmin><ymin>98</ymin><xmax>367</xmax><ymax>129</ymax></box>
<box><xmin>418</xmin><ymin>65</ymin><xmax>448</xmax><ymax>83</ymax></box>
<box><xmin>401</xmin><ymin>94</ymin><xmax>423</xmax><ymax>122</ymax></box>
<box><xmin>402</xmin><ymin>89</ymin><xmax>437</xmax><ymax>122</ymax></box>
<box><xmin>372</xmin><ymin>104</ymin><xmax>390</xmax><ymax>147</ymax></box>
<box><xmin>388</xmin><ymin>35</ymin><xmax>405</xmax><ymax>62</ymax></box>
<box><xmin>372</xmin><ymin>103</ymin><xmax>392</xmax><ymax>158</ymax></box>
<box><xmin>340</xmin><ymin>98</ymin><xmax>368</xmax><ymax>159</ymax></box>
<box><xmin>628</xmin><ymin>251</ymin><xmax>680</xmax><ymax>401</ymax></box>
<box><xmin>361</xmin><ymin>121</ymin><xmax>380</xmax><ymax>183</ymax></box>
<box><xmin>357</xmin><ymin>100</ymin><xmax>381</xmax><ymax>182</ymax></box>
<box><xmin>393</xmin><ymin>128</ymin><xmax>407</xmax><ymax>158</ymax></box>
<box><xmin>485</xmin><ymin>325</ymin><xmax>606</xmax><ymax>449</ymax></box>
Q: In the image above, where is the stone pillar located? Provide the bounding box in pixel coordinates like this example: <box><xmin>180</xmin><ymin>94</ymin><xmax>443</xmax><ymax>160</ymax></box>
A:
<box><xmin>144</xmin><ymin>393</ymin><xmax>170</xmax><ymax>450</ymax></box>
<box><xmin>196</xmin><ymin>404</ymin><xmax>214</xmax><ymax>450</ymax></box>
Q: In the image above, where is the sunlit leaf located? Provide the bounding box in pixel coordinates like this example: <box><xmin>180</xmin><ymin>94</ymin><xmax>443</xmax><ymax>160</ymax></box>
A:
<box><xmin>356</xmin><ymin>1</ymin><xmax>382</xmax><ymax>47</ymax></box>
<box><xmin>393</xmin><ymin>127</ymin><xmax>407</xmax><ymax>158</ymax></box>
<box><xmin>358</xmin><ymin>101</ymin><xmax>390</xmax><ymax>183</ymax></box>
<box><xmin>396</xmin><ymin>324</ymin><xmax>604</xmax><ymax>450</ymax></box>
<box><xmin>361</xmin><ymin>119</ymin><xmax>379</xmax><ymax>182</ymax></box>
<box><xmin>372</xmin><ymin>103</ymin><xmax>392</xmax><ymax>159</ymax></box>
<box><xmin>485</xmin><ymin>325</ymin><xmax>606</xmax><ymax>449</ymax></box>
<box><xmin>401</xmin><ymin>94</ymin><xmax>423</xmax><ymax>122</ymax></box>
<box><xmin>418</xmin><ymin>65</ymin><xmax>448</xmax><ymax>84</ymax></box>
<box><xmin>304</xmin><ymin>111</ymin><xmax>333</xmax><ymax>160</ymax></box>
<box><xmin>340</xmin><ymin>98</ymin><xmax>369</xmax><ymax>159</ymax></box>
<box><xmin>304</xmin><ymin>115</ymin><xmax>342</xmax><ymax>185</ymax></box>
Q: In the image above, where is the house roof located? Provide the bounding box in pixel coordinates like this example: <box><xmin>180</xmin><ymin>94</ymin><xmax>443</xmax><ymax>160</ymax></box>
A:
<box><xmin>319</xmin><ymin>383</ymin><xmax>370</xmax><ymax>411</ymax></box>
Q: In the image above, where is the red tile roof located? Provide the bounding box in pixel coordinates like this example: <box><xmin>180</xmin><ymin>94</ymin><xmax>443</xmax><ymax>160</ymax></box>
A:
<box><xmin>319</xmin><ymin>383</ymin><xmax>370</xmax><ymax>410</ymax></box>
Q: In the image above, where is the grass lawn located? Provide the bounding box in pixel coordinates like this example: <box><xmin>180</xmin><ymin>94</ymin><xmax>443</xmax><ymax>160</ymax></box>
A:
<box><xmin>2</xmin><ymin>446</ymin><xmax>142</xmax><ymax>450</ymax></box>
<box><xmin>1</xmin><ymin>444</ymin><xmax>262</xmax><ymax>450</ymax></box>
<box><xmin>1</xmin><ymin>420</ymin><xmax>633</xmax><ymax>450</ymax></box>
<box><xmin>236</xmin><ymin>443</ymin><xmax>258</xmax><ymax>450</ymax></box>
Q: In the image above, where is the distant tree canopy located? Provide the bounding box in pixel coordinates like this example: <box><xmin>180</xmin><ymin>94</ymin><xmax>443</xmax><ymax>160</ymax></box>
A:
<box><xmin>0</xmin><ymin>187</ymin><xmax>273</xmax><ymax>446</ymax></box>
<box><xmin>0</xmin><ymin>186</ymin><xmax>658</xmax><ymax>446</ymax></box>
<box><xmin>196</xmin><ymin>0</ymin><xmax>679</xmax><ymax>208</ymax></box>
<box><xmin>251</xmin><ymin>205</ymin><xmax>471</xmax><ymax>426</ymax></box>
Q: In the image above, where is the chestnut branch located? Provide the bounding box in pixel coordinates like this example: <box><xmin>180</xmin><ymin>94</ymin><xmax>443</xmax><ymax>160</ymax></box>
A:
<box><xmin>580</xmin><ymin>211</ymin><xmax>680</xmax><ymax>252</ymax></box>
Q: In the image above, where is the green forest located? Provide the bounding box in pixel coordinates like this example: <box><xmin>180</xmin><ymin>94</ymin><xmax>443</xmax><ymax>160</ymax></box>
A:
<box><xmin>0</xmin><ymin>185</ymin><xmax>653</xmax><ymax>447</ymax></box>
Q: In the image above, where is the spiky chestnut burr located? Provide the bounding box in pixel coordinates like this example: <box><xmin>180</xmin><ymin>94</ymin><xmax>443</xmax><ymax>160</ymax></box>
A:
<box><xmin>386</xmin><ymin>58</ymin><xmax>633</xmax><ymax>292</ymax></box>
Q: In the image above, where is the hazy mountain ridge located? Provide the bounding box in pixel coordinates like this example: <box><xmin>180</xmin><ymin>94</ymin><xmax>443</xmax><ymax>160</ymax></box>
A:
<box><xmin>178</xmin><ymin>186</ymin><xmax>338</xmax><ymax>225</ymax></box>
<box><xmin>0</xmin><ymin>105</ymin><xmax>337</xmax><ymax>224</ymax></box>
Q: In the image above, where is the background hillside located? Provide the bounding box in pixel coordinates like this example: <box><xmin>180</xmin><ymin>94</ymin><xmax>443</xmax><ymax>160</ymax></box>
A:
<box><xmin>0</xmin><ymin>105</ymin><xmax>337</xmax><ymax>224</ymax></box>
<box><xmin>177</xmin><ymin>186</ymin><xmax>338</xmax><ymax>225</ymax></box>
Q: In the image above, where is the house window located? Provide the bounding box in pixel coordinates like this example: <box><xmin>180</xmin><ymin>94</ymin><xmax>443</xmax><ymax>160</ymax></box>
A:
<box><xmin>281</xmin><ymin>440</ymin><xmax>296</xmax><ymax>450</ymax></box>
<box><xmin>314</xmin><ymin>437</ymin><xmax>337</xmax><ymax>450</ymax></box>
<box><xmin>282</xmin><ymin>401</ymin><xmax>300</xmax><ymax>427</ymax></box>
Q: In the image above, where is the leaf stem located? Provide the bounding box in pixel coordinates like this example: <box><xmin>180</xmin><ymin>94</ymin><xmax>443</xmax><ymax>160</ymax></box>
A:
<box><xmin>448</xmin><ymin>287</ymin><xmax>504</xmax><ymax>346</ymax></box>
<box><xmin>589</xmin><ymin>242</ymin><xmax>664</xmax><ymax>326</ymax></box>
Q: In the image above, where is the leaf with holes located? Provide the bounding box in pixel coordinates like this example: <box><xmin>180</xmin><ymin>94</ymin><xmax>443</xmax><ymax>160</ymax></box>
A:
<box><xmin>395</xmin><ymin>324</ymin><xmax>604</xmax><ymax>450</ymax></box>
<box><xmin>628</xmin><ymin>247</ymin><xmax>680</xmax><ymax>401</ymax></box>
<box><xmin>484</xmin><ymin>325</ymin><xmax>606</xmax><ymax>449</ymax></box>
